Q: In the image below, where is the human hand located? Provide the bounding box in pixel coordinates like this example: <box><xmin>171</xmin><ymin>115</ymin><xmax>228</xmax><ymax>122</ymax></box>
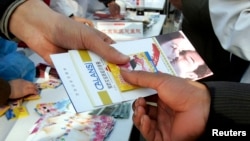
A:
<box><xmin>169</xmin><ymin>0</ymin><xmax>183</xmax><ymax>10</ymax></box>
<box><xmin>9</xmin><ymin>0</ymin><xmax>129</xmax><ymax>65</ymax></box>
<box><xmin>120</xmin><ymin>70</ymin><xmax>210</xmax><ymax>141</ymax></box>
<box><xmin>108</xmin><ymin>1</ymin><xmax>121</xmax><ymax>18</ymax></box>
<box><xmin>9</xmin><ymin>79</ymin><xmax>39</xmax><ymax>99</ymax></box>
<box><xmin>71</xmin><ymin>16</ymin><xmax>95</xmax><ymax>28</ymax></box>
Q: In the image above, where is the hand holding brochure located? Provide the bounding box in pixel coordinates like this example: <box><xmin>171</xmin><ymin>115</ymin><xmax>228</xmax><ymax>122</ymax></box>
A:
<box><xmin>51</xmin><ymin>31</ymin><xmax>213</xmax><ymax>113</ymax></box>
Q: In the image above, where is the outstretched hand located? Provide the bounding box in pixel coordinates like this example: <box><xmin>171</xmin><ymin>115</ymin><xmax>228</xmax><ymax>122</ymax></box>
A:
<box><xmin>120</xmin><ymin>70</ymin><xmax>211</xmax><ymax>141</ymax></box>
<box><xmin>9</xmin><ymin>0</ymin><xmax>129</xmax><ymax>65</ymax></box>
<box><xmin>108</xmin><ymin>1</ymin><xmax>121</xmax><ymax>18</ymax></box>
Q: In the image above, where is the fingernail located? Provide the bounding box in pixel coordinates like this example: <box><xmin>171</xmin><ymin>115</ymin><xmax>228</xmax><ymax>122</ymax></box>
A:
<box><xmin>120</xmin><ymin>54</ymin><xmax>130</xmax><ymax>60</ymax></box>
<box><xmin>120</xmin><ymin>66</ymin><xmax>130</xmax><ymax>72</ymax></box>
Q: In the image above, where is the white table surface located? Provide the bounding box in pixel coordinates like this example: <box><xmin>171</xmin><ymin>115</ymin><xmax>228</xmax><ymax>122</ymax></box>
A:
<box><xmin>1</xmin><ymin>84</ymin><xmax>134</xmax><ymax>141</ymax></box>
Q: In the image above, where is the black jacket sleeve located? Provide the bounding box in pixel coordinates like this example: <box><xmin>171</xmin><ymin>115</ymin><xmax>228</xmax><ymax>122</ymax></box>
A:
<box><xmin>206</xmin><ymin>81</ymin><xmax>250</xmax><ymax>125</ymax></box>
<box><xmin>198</xmin><ymin>81</ymin><xmax>250</xmax><ymax>140</ymax></box>
<box><xmin>0</xmin><ymin>78</ymin><xmax>11</xmax><ymax>106</ymax></box>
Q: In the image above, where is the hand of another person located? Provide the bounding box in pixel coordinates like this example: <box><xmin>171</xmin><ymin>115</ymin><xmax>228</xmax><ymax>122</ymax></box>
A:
<box><xmin>108</xmin><ymin>1</ymin><xmax>121</xmax><ymax>18</ymax></box>
<box><xmin>71</xmin><ymin>16</ymin><xmax>95</xmax><ymax>28</ymax></box>
<box><xmin>9</xmin><ymin>0</ymin><xmax>129</xmax><ymax>65</ymax></box>
<box><xmin>120</xmin><ymin>70</ymin><xmax>211</xmax><ymax>141</ymax></box>
<box><xmin>9</xmin><ymin>79</ymin><xmax>39</xmax><ymax>99</ymax></box>
<box><xmin>169</xmin><ymin>0</ymin><xmax>183</xmax><ymax>10</ymax></box>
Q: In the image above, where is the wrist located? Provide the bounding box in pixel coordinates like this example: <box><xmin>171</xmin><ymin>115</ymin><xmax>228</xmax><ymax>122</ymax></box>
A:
<box><xmin>9</xmin><ymin>0</ymin><xmax>59</xmax><ymax>43</ymax></box>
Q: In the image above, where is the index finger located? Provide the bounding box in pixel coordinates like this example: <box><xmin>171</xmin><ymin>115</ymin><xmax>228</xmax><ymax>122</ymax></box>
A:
<box><xmin>88</xmin><ymin>41</ymin><xmax>130</xmax><ymax>65</ymax></box>
<box><xmin>84</xmin><ymin>30</ymin><xmax>130</xmax><ymax>64</ymax></box>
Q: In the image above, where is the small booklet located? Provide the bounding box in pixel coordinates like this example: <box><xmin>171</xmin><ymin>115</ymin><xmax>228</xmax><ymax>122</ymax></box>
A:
<box><xmin>51</xmin><ymin>31</ymin><xmax>213</xmax><ymax>113</ymax></box>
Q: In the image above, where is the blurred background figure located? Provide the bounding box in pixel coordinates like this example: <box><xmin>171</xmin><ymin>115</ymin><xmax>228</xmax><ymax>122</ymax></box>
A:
<box><xmin>46</xmin><ymin>0</ymin><xmax>94</xmax><ymax>27</ymax></box>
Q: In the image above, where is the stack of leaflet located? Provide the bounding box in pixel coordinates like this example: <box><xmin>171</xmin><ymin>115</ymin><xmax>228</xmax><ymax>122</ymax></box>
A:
<box><xmin>27</xmin><ymin>112</ymin><xmax>116</xmax><ymax>141</ymax></box>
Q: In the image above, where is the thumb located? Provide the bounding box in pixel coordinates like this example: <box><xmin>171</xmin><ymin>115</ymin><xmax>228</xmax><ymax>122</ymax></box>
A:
<box><xmin>120</xmin><ymin>70</ymin><xmax>206</xmax><ymax>110</ymax></box>
<box><xmin>120</xmin><ymin>70</ymin><xmax>168</xmax><ymax>90</ymax></box>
